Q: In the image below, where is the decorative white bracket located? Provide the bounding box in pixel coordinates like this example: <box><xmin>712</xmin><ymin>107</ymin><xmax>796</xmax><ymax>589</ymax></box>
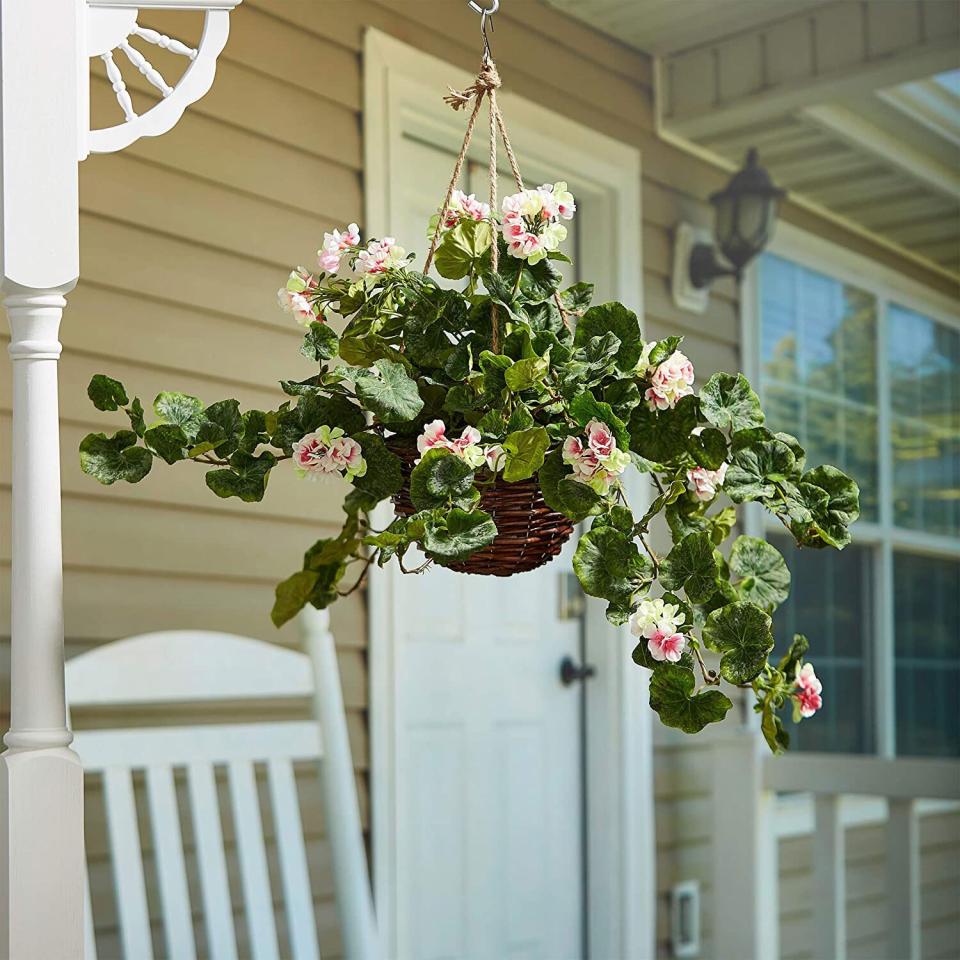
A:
<box><xmin>82</xmin><ymin>0</ymin><xmax>241</xmax><ymax>158</ymax></box>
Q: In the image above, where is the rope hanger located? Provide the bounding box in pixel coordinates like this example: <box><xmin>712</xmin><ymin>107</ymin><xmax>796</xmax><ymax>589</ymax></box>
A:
<box><xmin>422</xmin><ymin>0</ymin><xmax>525</xmax><ymax>353</ymax></box>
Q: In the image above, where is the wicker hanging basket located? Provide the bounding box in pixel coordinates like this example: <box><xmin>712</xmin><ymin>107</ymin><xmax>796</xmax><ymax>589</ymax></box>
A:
<box><xmin>388</xmin><ymin>440</ymin><xmax>574</xmax><ymax>576</ymax></box>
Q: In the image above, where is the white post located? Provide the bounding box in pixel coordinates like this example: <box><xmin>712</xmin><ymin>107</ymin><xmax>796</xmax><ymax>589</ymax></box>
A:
<box><xmin>813</xmin><ymin>794</ymin><xmax>847</xmax><ymax>960</ymax></box>
<box><xmin>887</xmin><ymin>798</ymin><xmax>921</xmax><ymax>960</ymax></box>
<box><xmin>711</xmin><ymin>729</ymin><xmax>780</xmax><ymax>960</ymax></box>
<box><xmin>300</xmin><ymin>608</ymin><xmax>381</xmax><ymax>960</ymax></box>
<box><xmin>0</xmin><ymin>2</ymin><xmax>84</xmax><ymax>957</ymax></box>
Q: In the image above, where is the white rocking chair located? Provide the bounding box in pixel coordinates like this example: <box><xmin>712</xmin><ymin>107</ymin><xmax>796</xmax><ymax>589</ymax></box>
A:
<box><xmin>67</xmin><ymin>609</ymin><xmax>379</xmax><ymax>960</ymax></box>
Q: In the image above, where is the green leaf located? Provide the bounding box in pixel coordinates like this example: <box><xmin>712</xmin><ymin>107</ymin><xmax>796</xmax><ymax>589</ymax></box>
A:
<box><xmin>126</xmin><ymin>397</ymin><xmax>146</xmax><ymax>437</ymax></box>
<box><xmin>409</xmin><ymin>448</ymin><xmax>475</xmax><ymax>510</ymax></box>
<box><xmin>689</xmin><ymin>427</ymin><xmax>728</xmax><ymax>470</ymax></box>
<box><xmin>434</xmin><ymin>218</ymin><xmax>493</xmax><ymax>280</ymax></box>
<box><xmin>573</xmin><ymin>526</ymin><xmax>651</xmax><ymax>604</ymax></box>
<box><xmin>573</xmin><ymin>302</ymin><xmax>643</xmax><ymax>371</ymax></box>
<box><xmin>498</xmin><ymin>254</ymin><xmax>562</xmax><ymax>303</ymax></box>
<box><xmin>195</xmin><ymin>399</ymin><xmax>243</xmax><ymax>457</ymax></box>
<box><xmin>648</xmin><ymin>664</ymin><xmax>733</xmax><ymax>734</ymax></box>
<box><xmin>301</xmin><ymin>321</ymin><xmax>339</xmax><ymax>362</ymax></box>
<box><xmin>628</xmin><ymin>395</ymin><xmax>699</xmax><ymax>463</ymax></box>
<box><xmin>79</xmin><ymin>430</ymin><xmax>153</xmax><ymax>485</ymax></box>
<box><xmin>660</xmin><ymin>531</ymin><xmax>721</xmax><ymax>604</ymax></box>
<box><xmin>645</xmin><ymin>336</ymin><xmax>683</xmax><ymax>368</ymax></box>
<box><xmin>338</xmin><ymin>334</ymin><xmax>397</xmax><ymax>368</ymax></box>
<box><xmin>559</xmin><ymin>282</ymin><xmax>594</xmax><ymax>314</ymax></box>
<box><xmin>502</xmin><ymin>426</ymin><xmax>549</xmax><ymax>482</ymax></box>
<box><xmin>729</xmin><ymin>535</ymin><xmax>791</xmax><ymax>611</ymax></box>
<box><xmin>703</xmin><ymin>601</ymin><xmax>774</xmax><ymax>684</ymax></box>
<box><xmin>723</xmin><ymin>435</ymin><xmax>796</xmax><ymax>503</ymax></box>
<box><xmin>504</xmin><ymin>356</ymin><xmax>549</xmax><ymax>393</ymax></box>
<box><xmin>800</xmin><ymin>465</ymin><xmax>860</xmax><ymax>549</ymax></box>
<box><xmin>760</xmin><ymin>702</ymin><xmax>790</xmax><ymax>755</ymax></box>
<box><xmin>143</xmin><ymin>423</ymin><xmax>189</xmax><ymax>464</ymax></box>
<box><xmin>539</xmin><ymin>449</ymin><xmax>601</xmax><ymax>522</ymax></box>
<box><xmin>355</xmin><ymin>359</ymin><xmax>424</xmax><ymax>424</ymax></box>
<box><xmin>699</xmin><ymin>372</ymin><xmax>764</xmax><ymax>433</ymax></box>
<box><xmin>777</xmin><ymin>633</ymin><xmax>809</xmax><ymax>677</ymax></box>
<box><xmin>271</xmin><ymin>562</ymin><xmax>346</xmax><ymax>627</ymax></box>
<box><xmin>88</xmin><ymin>374</ymin><xmax>128</xmax><ymax>412</ymax></box>
<box><xmin>350</xmin><ymin>434</ymin><xmax>403</xmax><ymax>503</ymax></box>
<box><xmin>423</xmin><ymin>508</ymin><xmax>498</xmax><ymax>560</ymax></box>
<box><xmin>154</xmin><ymin>391</ymin><xmax>205</xmax><ymax>439</ymax></box>
<box><xmin>205</xmin><ymin>451</ymin><xmax>276</xmax><ymax>503</ymax></box>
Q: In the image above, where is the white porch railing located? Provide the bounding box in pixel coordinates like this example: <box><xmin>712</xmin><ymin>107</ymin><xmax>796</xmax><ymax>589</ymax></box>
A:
<box><xmin>712</xmin><ymin>730</ymin><xmax>960</xmax><ymax>960</ymax></box>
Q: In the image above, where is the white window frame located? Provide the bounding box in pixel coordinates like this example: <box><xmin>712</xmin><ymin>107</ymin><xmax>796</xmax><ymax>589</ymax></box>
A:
<box><xmin>742</xmin><ymin>220</ymin><xmax>960</xmax><ymax>758</ymax></box>
<box><xmin>363</xmin><ymin>28</ymin><xmax>654</xmax><ymax>960</ymax></box>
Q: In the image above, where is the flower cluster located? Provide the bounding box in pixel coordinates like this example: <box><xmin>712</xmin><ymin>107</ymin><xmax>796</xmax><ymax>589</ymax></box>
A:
<box><xmin>501</xmin><ymin>181</ymin><xmax>576</xmax><ymax>264</ymax></box>
<box><xmin>440</xmin><ymin>189</ymin><xmax>491</xmax><ymax>229</ymax></box>
<box><xmin>318</xmin><ymin>223</ymin><xmax>360</xmax><ymax>274</ymax></box>
<box><xmin>687</xmin><ymin>462</ymin><xmax>728</xmax><ymax>502</ymax></box>
<box><xmin>293</xmin><ymin>426</ymin><xmax>366</xmax><ymax>481</ymax></box>
<box><xmin>645</xmin><ymin>350</ymin><xmax>695</xmax><ymax>411</ymax></box>
<box><xmin>357</xmin><ymin>237</ymin><xmax>407</xmax><ymax>276</ymax></box>
<box><xmin>793</xmin><ymin>662</ymin><xmax>823</xmax><ymax>718</ymax></box>
<box><xmin>277</xmin><ymin>268</ymin><xmax>320</xmax><ymax>326</ymax></box>
<box><xmin>561</xmin><ymin>420</ymin><xmax>631</xmax><ymax>495</ymax></box>
<box><xmin>417</xmin><ymin>419</ymin><xmax>503</xmax><ymax>472</ymax></box>
<box><xmin>630</xmin><ymin>598</ymin><xmax>688</xmax><ymax>663</ymax></box>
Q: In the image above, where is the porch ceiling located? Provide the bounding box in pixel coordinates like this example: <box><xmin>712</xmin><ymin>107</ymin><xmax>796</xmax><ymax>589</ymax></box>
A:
<box><xmin>544</xmin><ymin>0</ymin><xmax>960</xmax><ymax>280</ymax></box>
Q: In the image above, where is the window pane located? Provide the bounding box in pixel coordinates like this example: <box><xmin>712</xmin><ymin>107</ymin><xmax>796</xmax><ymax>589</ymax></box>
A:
<box><xmin>759</xmin><ymin>255</ymin><xmax>879</xmax><ymax>521</ymax></box>
<box><xmin>894</xmin><ymin>553</ymin><xmax>960</xmax><ymax>757</ymax></box>
<box><xmin>888</xmin><ymin>305</ymin><xmax>960</xmax><ymax>536</ymax></box>
<box><xmin>771</xmin><ymin>535</ymin><xmax>874</xmax><ymax>754</ymax></box>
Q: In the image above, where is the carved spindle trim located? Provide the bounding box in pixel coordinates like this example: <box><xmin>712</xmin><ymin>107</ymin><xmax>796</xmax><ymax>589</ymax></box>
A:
<box><xmin>132</xmin><ymin>25</ymin><xmax>198</xmax><ymax>61</ymax></box>
<box><xmin>101</xmin><ymin>51</ymin><xmax>137</xmax><ymax>121</ymax></box>
<box><xmin>118</xmin><ymin>40</ymin><xmax>174</xmax><ymax>98</ymax></box>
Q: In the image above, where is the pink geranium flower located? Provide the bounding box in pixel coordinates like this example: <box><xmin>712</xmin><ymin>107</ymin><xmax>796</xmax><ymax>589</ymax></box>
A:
<box><xmin>277</xmin><ymin>288</ymin><xmax>315</xmax><ymax>326</ymax></box>
<box><xmin>647</xmin><ymin>628</ymin><xmax>687</xmax><ymax>663</ymax></box>
<box><xmin>793</xmin><ymin>662</ymin><xmax>823</xmax><ymax>718</ymax></box>
<box><xmin>417</xmin><ymin>419</ymin><xmax>449</xmax><ymax>455</ymax></box>
<box><xmin>586</xmin><ymin>419</ymin><xmax>615</xmax><ymax>459</ymax></box>
<box><xmin>645</xmin><ymin>350</ymin><xmax>695</xmax><ymax>411</ymax></box>
<box><xmin>687</xmin><ymin>462</ymin><xmax>728</xmax><ymax>502</ymax></box>
<box><xmin>357</xmin><ymin>237</ymin><xmax>406</xmax><ymax>275</ymax></box>
<box><xmin>318</xmin><ymin>223</ymin><xmax>360</xmax><ymax>275</ymax></box>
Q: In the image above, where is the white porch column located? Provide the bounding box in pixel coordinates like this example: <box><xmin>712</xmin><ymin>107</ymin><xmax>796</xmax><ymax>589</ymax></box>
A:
<box><xmin>0</xmin><ymin>2</ymin><xmax>84</xmax><ymax>958</ymax></box>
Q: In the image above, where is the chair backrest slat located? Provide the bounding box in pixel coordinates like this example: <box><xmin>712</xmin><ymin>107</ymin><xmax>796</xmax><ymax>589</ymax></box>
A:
<box><xmin>102</xmin><ymin>767</ymin><xmax>154</xmax><ymax>960</ymax></box>
<box><xmin>186</xmin><ymin>762</ymin><xmax>239</xmax><ymax>960</ymax></box>
<box><xmin>145</xmin><ymin>765</ymin><xmax>197</xmax><ymax>960</ymax></box>
<box><xmin>226</xmin><ymin>760</ymin><xmax>280</xmax><ymax>960</ymax></box>
<box><xmin>267</xmin><ymin>758</ymin><xmax>321</xmax><ymax>960</ymax></box>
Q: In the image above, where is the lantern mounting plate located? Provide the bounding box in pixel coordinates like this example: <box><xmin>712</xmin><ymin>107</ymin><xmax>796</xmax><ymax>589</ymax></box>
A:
<box><xmin>671</xmin><ymin>223</ymin><xmax>712</xmax><ymax>314</ymax></box>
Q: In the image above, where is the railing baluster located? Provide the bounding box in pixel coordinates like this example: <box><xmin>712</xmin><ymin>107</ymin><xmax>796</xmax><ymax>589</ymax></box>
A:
<box><xmin>887</xmin><ymin>798</ymin><xmax>920</xmax><ymax>960</ymax></box>
<box><xmin>119</xmin><ymin>40</ymin><xmax>174</xmax><ymax>98</ymax></box>
<box><xmin>813</xmin><ymin>795</ymin><xmax>846</xmax><ymax>960</ymax></box>
<box><xmin>101</xmin><ymin>52</ymin><xmax>137</xmax><ymax>121</ymax></box>
<box><xmin>132</xmin><ymin>25</ymin><xmax>198</xmax><ymax>60</ymax></box>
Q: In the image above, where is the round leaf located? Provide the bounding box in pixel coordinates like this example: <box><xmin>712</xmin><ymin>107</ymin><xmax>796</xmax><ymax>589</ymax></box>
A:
<box><xmin>703</xmin><ymin>601</ymin><xmax>774</xmax><ymax>684</ymax></box>
<box><xmin>355</xmin><ymin>359</ymin><xmax>424</xmax><ymax>424</ymax></box>
<box><xmin>573</xmin><ymin>526</ymin><xmax>651</xmax><ymax>604</ymax></box>
<box><xmin>409</xmin><ymin>448</ymin><xmax>475</xmax><ymax>511</ymax></box>
<box><xmin>423</xmin><ymin>508</ymin><xmax>497</xmax><ymax>560</ymax></box>
<box><xmin>729</xmin><ymin>535</ymin><xmax>791</xmax><ymax>611</ymax></box>
<box><xmin>648</xmin><ymin>663</ymin><xmax>733</xmax><ymax>734</ymax></box>
<box><xmin>79</xmin><ymin>431</ymin><xmax>152</xmax><ymax>485</ymax></box>
<box><xmin>699</xmin><ymin>372</ymin><xmax>764</xmax><ymax>433</ymax></box>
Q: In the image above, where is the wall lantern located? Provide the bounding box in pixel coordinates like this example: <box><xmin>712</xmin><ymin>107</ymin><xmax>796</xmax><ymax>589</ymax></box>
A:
<box><xmin>672</xmin><ymin>148</ymin><xmax>785</xmax><ymax>314</ymax></box>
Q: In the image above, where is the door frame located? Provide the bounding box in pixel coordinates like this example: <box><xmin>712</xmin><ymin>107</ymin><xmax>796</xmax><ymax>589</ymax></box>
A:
<box><xmin>363</xmin><ymin>29</ymin><xmax>655</xmax><ymax>959</ymax></box>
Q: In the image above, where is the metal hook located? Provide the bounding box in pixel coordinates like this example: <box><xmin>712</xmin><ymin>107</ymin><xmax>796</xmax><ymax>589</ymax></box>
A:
<box><xmin>467</xmin><ymin>0</ymin><xmax>498</xmax><ymax>61</ymax></box>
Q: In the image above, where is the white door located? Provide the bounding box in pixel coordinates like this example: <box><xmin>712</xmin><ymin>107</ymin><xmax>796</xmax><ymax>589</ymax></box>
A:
<box><xmin>365</xmin><ymin>32</ymin><xmax>653</xmax><ymax>960</ymax></box>
<box><xmin>388</xmin><ymin>135</ymin><xmax>591</xmax><ymax>960</ymax></box>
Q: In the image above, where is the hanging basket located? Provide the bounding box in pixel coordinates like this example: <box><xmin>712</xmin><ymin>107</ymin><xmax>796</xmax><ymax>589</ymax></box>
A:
<box><xmin>387</xmin><ymin>440</ymin><xmax>574</xmax><ymax>576</ymax></box>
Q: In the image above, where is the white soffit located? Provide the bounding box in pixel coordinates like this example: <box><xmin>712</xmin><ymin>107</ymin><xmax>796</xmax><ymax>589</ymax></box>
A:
<box><xmin>545</xmin><ymin>0</ymin><xmax>960</xmax><ymax>279</ymax></box>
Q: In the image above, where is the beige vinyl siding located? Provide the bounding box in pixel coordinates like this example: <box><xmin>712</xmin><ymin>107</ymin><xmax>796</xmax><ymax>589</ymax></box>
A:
<box><xmin>1</xmin><ymin>1</ymin><xmax>954</xmax><ymax>955</ymax></box>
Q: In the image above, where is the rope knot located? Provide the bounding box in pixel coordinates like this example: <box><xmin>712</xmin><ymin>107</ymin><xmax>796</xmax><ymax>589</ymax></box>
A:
<box><xmin>443</xmin><ymin>59</ymin><xmax>502</xmax><ymax>111</ymax></box>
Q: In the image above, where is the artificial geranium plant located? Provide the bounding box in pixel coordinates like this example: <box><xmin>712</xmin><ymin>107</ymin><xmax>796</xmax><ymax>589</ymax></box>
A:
<box><xmin>79</xmin><ymin>179</ymin><xmax>856</xmax><ymax>753</ymax></box>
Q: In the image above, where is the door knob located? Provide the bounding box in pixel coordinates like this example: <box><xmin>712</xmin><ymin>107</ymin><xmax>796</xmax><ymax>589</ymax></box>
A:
<box><xmin>559</xmin><ymin>656</ymin><xmax>596</xmax><ymax>686</ymax></box>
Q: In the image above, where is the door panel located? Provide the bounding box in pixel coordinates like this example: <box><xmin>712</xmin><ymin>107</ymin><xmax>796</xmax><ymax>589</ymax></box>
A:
<box><xmin>391</xmin><ymin>132</ymin><xmax>589</xmax><ymax>960</ymax></box>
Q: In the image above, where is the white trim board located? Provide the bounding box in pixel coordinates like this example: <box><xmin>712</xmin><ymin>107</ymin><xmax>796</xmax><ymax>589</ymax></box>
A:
<box><xmin>363</xmin><ymin>28</ymin><xmax>652</xmax><ymax>960</ymax></box>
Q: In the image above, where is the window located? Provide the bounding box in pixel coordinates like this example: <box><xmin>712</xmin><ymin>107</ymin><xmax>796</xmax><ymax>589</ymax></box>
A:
<box><xmin>753</xmin><ymin>248</ymin><xmax>960</xmax><ymax>757</ymax></box>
